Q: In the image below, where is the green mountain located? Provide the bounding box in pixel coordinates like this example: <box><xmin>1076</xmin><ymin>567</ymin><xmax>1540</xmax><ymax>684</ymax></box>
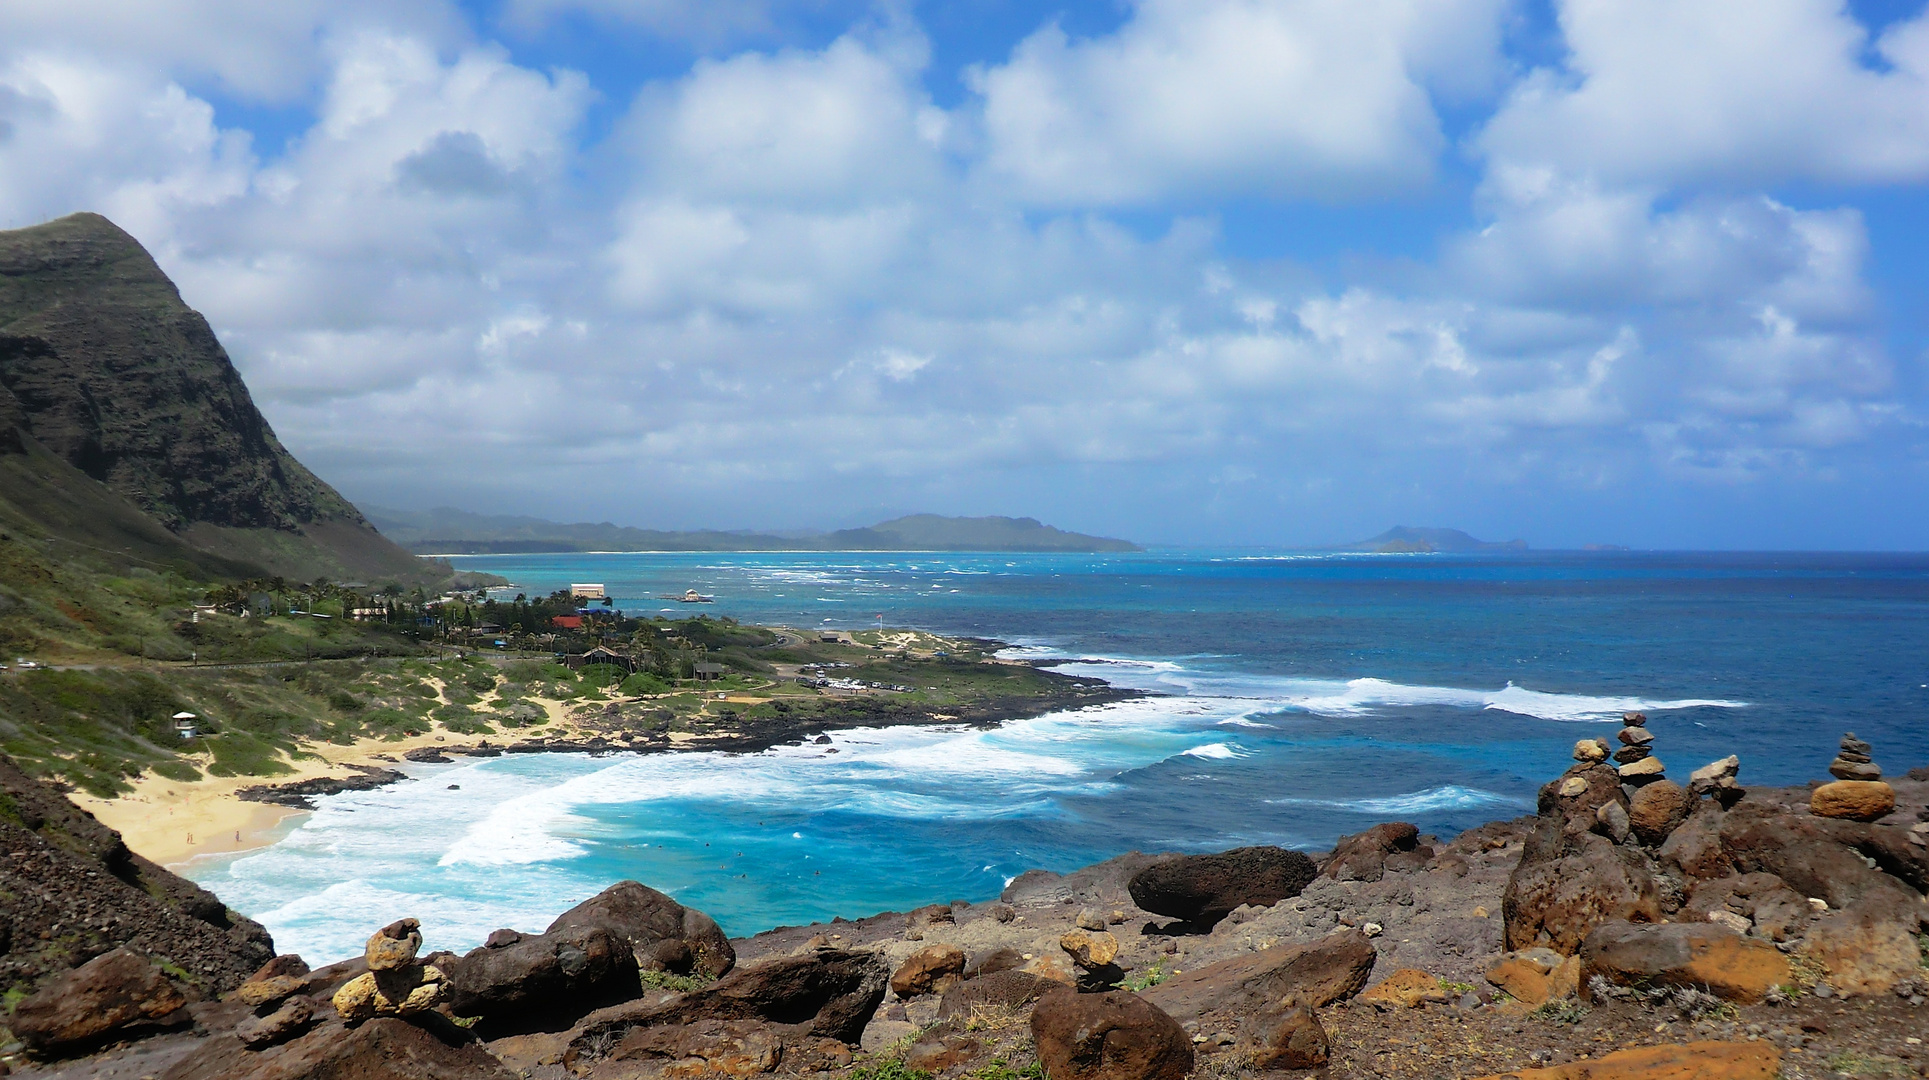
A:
<box><xmin>368</xmin><ymin>508</ymin><xmax>1141</xmax><ymax>554</ymax></box>
<box><xmin>0</xmin><ymin>213</ymin><xmax>428</xmax><ymax>583</ymax></box>
<box><xmin>1339</xmin><ymin>526</ymin><xmax>1528</xmax><ymax>554</ymax></box>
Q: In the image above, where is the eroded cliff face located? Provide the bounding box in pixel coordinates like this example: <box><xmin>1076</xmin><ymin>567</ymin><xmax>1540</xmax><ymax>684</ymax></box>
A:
<box><xmin>0</xmin><ymin>213</ymin><xmax>425</xmax><ymax>582</ymax></box>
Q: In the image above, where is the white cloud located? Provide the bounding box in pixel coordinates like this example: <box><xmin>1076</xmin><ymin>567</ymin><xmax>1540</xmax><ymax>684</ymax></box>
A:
<box><xmin>971</xmin><ymin>0</ymin><xmax>1507</xmax><ymax>205</ymax></box>
<box><xmin>1480</xmin><ymin>0</ymin><xmax>1929</xmax><ymax>188</ymax></box>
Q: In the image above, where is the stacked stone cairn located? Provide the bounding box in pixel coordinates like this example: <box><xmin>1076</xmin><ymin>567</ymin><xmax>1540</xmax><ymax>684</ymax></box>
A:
<box><xmin>1810</xmin><ymin>733</ymin><xmax>1898</xmax><ymax>822</ymax></box>
<box><xmin>1612</xmin><ymin>712</ymin><xmax>1665</xmax><ymax>785</ymax></box>
<box><xmin>330</xmin><ymin>918</ymin><xmax>447</xmax><ymax>1024</ymax></box>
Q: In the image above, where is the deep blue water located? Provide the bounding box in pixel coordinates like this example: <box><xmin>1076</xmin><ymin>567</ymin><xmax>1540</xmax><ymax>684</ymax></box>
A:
<box><xmin>189</xmin><ymin>549</ymin><xmax>1929</xmax><ymax>962</ymax></box>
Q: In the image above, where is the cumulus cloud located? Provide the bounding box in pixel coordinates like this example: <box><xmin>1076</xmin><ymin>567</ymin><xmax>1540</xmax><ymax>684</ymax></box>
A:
<box><xmin>1480</xmin><ymin>0</ymin><xmax>1929</xmax><ymax>187</ymax></box>
<box><xmin>0</xmin><ymin>0</ymin><xmax>1920</xmax><ymax>543</ymax></box>
<box><xmin>971</xmin><ymin>0</ymin><xmax>1507</xmax><ymax>205</ymax></box>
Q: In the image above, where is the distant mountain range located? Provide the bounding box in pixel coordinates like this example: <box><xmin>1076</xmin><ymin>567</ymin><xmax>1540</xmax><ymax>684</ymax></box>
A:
<box><xmin>368</xmin><ymin>508</ymin><xmax>1143</xmax><ymax>554</ymax></box>
<box><xmin>1337</xmin><ymin>526</ymin><xmax>1529</xmax><ymax>554</ymax></box>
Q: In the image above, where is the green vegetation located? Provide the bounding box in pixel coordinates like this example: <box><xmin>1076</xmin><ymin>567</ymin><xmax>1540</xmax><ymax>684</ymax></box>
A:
<box><xmin>637</xmin><ymin>969</ymin><xmax>713</xmax><ymax>993</ymax></box>
<box><xmin>846</xmin><ymin>1058</ymin><xmax>934</xmax><ymax>1080</ymax></box>
<box><xmin>1122</xmin><ymin>959</ymin><xmax>1172</xmax><ymax>991</ymax></box>
<box><xmin>1822</xmin><ymin>1051</ymin><xmax>1915</xmax><ymax>1078</ymax></box>
<box><xmin>1528</xmin><ymin>999</ymin><xmax>1589</xmax><ymax>1025</ymax></box>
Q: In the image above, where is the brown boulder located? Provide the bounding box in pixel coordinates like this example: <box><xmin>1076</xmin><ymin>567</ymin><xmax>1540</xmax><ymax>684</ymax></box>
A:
<box><xmin>1626</xmin><ymin>781</ymin><xmax>1690</xmax><ymax>846</ymax></box>
<box><xmin>1485</xmin><ymin>952</ymin><xmax>1579</xmax><ymax>1006</ymax></box>
<box><xmin>566</xmin><ymin>949</ymin><xmax>888</xmax><ymax>1065</ymax></box>
<box><xmin>157</xmin><ymin>1015</ymin><xmax>514</xmax><ymax>1080</ymax></box>
<box><xmin>902</xmin><ymin>1028</ymin><xmax>987</xmax><ymax>1075</ymax></box>
<box><xmin>11</xmin><ymin>948</ymin><xmax>190</xmax><ymax>1058</ymax></box>
<box><xmin>366</xmin><ymin>918</ymin><xmax>423</xmax><ymax>971</ymax></box>
<box><xmin>1504</xmin><ymin>829</ymin><xmax>1660</xmax><ymax>954</ymax></box>
<box><xmin>1321</xmin><ymin>821</ymin><xmax>1420</xmax><ymax>882</ymax></box>
<box><xmin>1358</xmin><ymin>968</ymin><xmax>1449</xmax><ymax>1009</ymax></box>
<box><xmin>547</xmin><ymin>880</ymin><xmax>735</xmax><ymax>977</ymax></box>
<box><xmin>1246</xmin><ymin>1001</ymin><xmax>1327</xmax><ymax>1070</ymax></box>
<box><xmin>1717</xmin><ymin>801</ymin><xmax>1899</xmax><ymax>909</ymax></box>
<box><xmin>1463</xmin><ymin>1040</ymin><xmax>1780</xmax><ymax>1080</ymax></box>
<box><xmin>1059</xmin><ymin>929</ymin><xmax>1119</xmax><ymax>970</ymax></box>
<box><xmin>1579</xmin><ymin>921</ymin><xmax>1788</xmax><ymax>1004</ymax></box>
<box><xmin>963</xmin><ymin>947</ymin><xmax>1025</xmax><ymax>979</ymax></box>
<box><xmin>937</xmin><ymin>969</ymin><xmax>1055</xmax><ymax>1022</ymax></box>
<box><xmin>1031</xmin><ymin>987</ymin><xmax>1193</xmax><ymax>1080</ymax></box>
<box><xmin>1810</xmin><ymin>780</ymin><xmax>1896</xmax><ymax>822</ymax></box>
<box><xmin>890</xmin><ymin>944</ymin><xmax>966</xmax><ymax>997</ymax></box>
<box><xmin>586</xmin><ymin>1017</ymin><xmax>853</xmax><ymax>1080</ymax></box>
<box><xmin>1800</xmin><ymin>890</ymin><xmax>1927</xmax><ymax>996</ymax></box>
<box><xmin>446</xmin><ymin>925</ymin><xmax>635</xmax><ymax>1035</ymax></box>
<box><xmin>234</xmin><ymin>996</ymin><xmax>316</xmax><ymax>1050</ymax></box>
<box><xmin>1143</xmin><ymin>928</ymin><xmax>1375</xmax><ymax>1023</ymax></box>
<box><xmin>1127</xmin><ymin>846</ymin><xmax>1317</xmax><ymax>929</ymax></box>
<box><xmin>1656</xmin><ymin>806</ymin><xmax>1732</xmax><ymax>881</ymax></box>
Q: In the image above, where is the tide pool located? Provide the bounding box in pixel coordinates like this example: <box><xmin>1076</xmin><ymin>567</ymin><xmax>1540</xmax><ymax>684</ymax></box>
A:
<box><xmin>187</xmin><ymin>548</ymin><xmax>1929</xmax><ymax>963</ymax></box>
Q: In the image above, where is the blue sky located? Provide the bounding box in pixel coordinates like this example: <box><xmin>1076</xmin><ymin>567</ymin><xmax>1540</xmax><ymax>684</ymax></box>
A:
<box><xmin>2</xmin><ymin>0</ymin><xmax>1927</xmax><ymax>548</ymax></box>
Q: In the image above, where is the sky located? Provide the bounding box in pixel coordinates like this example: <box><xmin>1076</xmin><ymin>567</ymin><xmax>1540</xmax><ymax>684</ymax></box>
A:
<box><xmin>2</xmin><ymin>0</ymin><xmax>1927</xmax><ymax>548</ymax></box>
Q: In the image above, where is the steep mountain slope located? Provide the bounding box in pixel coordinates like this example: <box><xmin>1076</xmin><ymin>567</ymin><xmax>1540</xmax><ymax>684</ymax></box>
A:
<box><xmin>0</xmin><ymin>213</ymin><xmax>424</xmax><ymax>583</ymax></box>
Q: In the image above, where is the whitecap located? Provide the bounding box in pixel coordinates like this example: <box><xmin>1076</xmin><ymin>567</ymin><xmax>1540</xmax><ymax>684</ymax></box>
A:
<box><xmin>1181</xmin><ymin>742</ymin><xmax>1249</xmax><ymax>760</ymax></box>
<box><xmin>1269</xmin><ymin>785</ymin><xmax>1532</xmax><ymax>815</ymax></box>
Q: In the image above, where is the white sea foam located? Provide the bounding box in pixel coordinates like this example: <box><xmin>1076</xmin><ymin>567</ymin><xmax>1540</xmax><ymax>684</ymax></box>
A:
<box><xmin>1182</xmin><ymin>742</ymin><xmax>1249</xmax><ymax>760</ymax></box>
<box><xmin>1269</xmin><ymin>785</ymin><xmax>1533</xmax><ymax>815</ymax></box>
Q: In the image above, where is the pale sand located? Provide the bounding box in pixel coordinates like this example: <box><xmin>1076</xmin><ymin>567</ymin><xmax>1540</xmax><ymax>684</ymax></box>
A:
<box><xmin>75</xmin><ymin>709</ymin><xmax>594</xmax><ymax>870</ymax></box>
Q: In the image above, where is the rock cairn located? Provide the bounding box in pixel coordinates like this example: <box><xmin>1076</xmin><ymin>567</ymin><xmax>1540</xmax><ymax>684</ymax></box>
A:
<box><xmin>1828</xmin><ymin>733</ymin><xmax>1881</xmax><ymax>781</ymax></box>
<box><xmin>1612</xmin><ymin>712</ymin><xmax>1665</xmax><ymax>785</ymax></box>
<box><xmin>1811</xmin><ymin>733</ymin><xmax>1898</xmax><ymax>822</ymax></box>
<box><xmin>330</xmin><ymin>918</ymin><xmax>447</xmax><ymax>1024</ymax></box>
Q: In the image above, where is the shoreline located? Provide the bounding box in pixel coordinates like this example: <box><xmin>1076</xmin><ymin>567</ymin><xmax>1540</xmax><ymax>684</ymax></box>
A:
<box><xmin>79</xmin><ymin>658</ymin><xmax>1142</xmax><ymax>870</ymax></box>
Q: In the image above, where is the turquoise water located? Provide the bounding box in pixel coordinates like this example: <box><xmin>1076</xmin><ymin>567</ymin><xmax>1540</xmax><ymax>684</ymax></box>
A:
<box><xmin>188</xmin><ymin>549</ymin><xmax>1929</xmax><ymax>963</ymax></box>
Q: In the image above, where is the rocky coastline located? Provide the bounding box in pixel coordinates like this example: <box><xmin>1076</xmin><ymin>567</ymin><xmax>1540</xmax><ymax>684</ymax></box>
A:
<box><xmin>229</xmin><ymin>661</ymin><xmax>1142</xmax><ymax>808</ymax></box>
<box><xmin>4</xmin><ymin>725</ymin><xmax>1927</xmax><ymax>1080</ymax></box>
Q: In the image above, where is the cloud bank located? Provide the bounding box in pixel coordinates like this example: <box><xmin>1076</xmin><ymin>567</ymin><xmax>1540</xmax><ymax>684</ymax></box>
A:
<box><xmin>0</xmin><ymin>0</ymin><xmax>1923</xmax><ymax>547</ymax></box>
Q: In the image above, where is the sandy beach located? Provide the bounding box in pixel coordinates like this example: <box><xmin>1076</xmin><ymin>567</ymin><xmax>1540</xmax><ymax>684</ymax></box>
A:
<box><xmin>73</xmin><ymin>726</ymin><xmax>551</xmax><ymax>869</ymax></box>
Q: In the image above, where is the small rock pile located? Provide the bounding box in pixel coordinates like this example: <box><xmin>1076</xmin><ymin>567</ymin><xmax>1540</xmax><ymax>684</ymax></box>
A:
<box><xmin>1612</xmin><ymin>712</ymin><xmax>1664</xmax><ymax>784</ymax></box>
<box><xmin>330</xmin><ymin>917</ymin><xmax>447</xmax><ymax>1023</ymax></box>
<box><xmin>1810</xmin><ymin>733</ymin><xmax>1899</xmax><ymax>822</ymax></box>
<box><xmin>1828</xmin><ymin>732</ymin><xmax>1881</xmax><ymax>781</ymax></box>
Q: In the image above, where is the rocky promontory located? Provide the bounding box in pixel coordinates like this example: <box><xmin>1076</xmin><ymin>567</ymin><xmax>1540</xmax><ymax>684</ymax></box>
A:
<box><xmin>4</xmin><ymin>734</ymin><xmax>1927</xmax><ymax>1080</ymax></box>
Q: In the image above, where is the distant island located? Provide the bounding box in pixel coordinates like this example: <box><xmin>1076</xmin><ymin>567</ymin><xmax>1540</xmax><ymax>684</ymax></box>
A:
<box><xmin>367</xmin><ymin>508</ymin><xmax>1143</xmax><ymax>554</ymax></box>
<box><xmin>1336</xmin><ymin>526</ymin><xmax>1529</xmax><ymax>554</ymax></box>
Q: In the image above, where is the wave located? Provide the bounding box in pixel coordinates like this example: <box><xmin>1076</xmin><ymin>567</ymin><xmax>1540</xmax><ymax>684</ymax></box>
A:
<box><xmin>1181</xmin><ymin>742</ymin><xmax>1251</xmax><ymax>760</ymax></box>
<box><xmin>1269</xmin><ymin>785</ymin><xmax>1533</xmax><ymax>816</ymax></box>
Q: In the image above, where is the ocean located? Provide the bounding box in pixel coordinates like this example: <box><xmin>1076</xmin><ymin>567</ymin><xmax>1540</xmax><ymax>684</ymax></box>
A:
<box><xmin>187</xmin><ymin>549</ymin><xmax>1929</xmax><ymax>964</ymax></box>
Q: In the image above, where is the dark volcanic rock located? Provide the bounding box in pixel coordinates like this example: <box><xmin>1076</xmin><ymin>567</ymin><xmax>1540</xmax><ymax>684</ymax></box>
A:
<box><xmin>1031</xmin><ymin>986</ymin><xmax>1193</xmax><ymax>1080</ymax></box>
<box><xmin>937</xmin><ymin>969</ymin><xmax>1056</xmax><ymax>1022</ymax></box>
<box><xmin>448</xmin><ymin>881</ymin><xmax>736</xmax><ymax>1036</ymax></box>
<box><xmin>546</xmin><ymin>880</ymin><xmax>735</xmax><ymax>978</ymax></box>
<box><xmin>1127</xmin><ymin>846</ymin><xmax>1318</xmax><ymax>929</ymax></box>
<box><xmin>235</xmin><ymin>765</ymin><xmax>408</xmax><ymax>810</ymax></box>
<box><xmin>1142</xmin><ymin>929</ymin><xmax>1376</xmax><ymax>1022</ymax></box>
<box><xmin>1503</xmin><ymin>763</ymin><xmax>1661</xmax><ymax>953</ymax></box>
<box><xmin>588</xmin><ymin>1016</ymin><xmax>854</xmax><ymax>1080</ymax></box>
<box><xmin>565</xmin><ymin>948</ymin><xmax>887</xmax><ymax>1065</ymax></box>
<box><xmin>0</xmin><ymin>753</ymin><xmax>274</xmax><ymax>1002</ymax></box>
<box><xmin>157</xmin><ymin>1015</ymin><xmax>513</xmax><ymax>1080</ymax></box>
<box><xmin>1579</xmin><ymin>921</ymin><xmax>1789</xmax><ymax>1004</ymax></box>
<box><xmin>1248</xmin><ymin>1001</ymin><xmax>1329</xmax><ymax>1070</ymax></box>
<box><xmin>11</xmin><ymin>948</ymin><xmax>191</xmax><ymax>1058</ymax></box>
<box><xmin>1322</xmin><ymin>822</ymin><xmax>1422</xmax><ymax>882</ymax></box>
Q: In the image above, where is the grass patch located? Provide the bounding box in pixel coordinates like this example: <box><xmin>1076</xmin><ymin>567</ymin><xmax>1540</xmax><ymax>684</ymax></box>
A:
<box><xmin>1529</xmin><ymin>999</ymin><xmax>1589</xmax><ymax>1026</ymax></box>
<box><xmin>1823</xmin><ymin>1051</ymin><xmax>1914</xmax><ymax>1078</ymax></box>
<box><xmin>847</xmin><ymin>1059</ymin><xmax>933</xmax><ymax>1080</ymax></box>
<box><xmin>1121</xmin><ymin>959</ymin><xmax>1172</xmax><ymax>991</ymax></box>
<box><xmin>637</xmin><ymin>968</ymin><xmax>712</xmax><ymax>993</ymax></box>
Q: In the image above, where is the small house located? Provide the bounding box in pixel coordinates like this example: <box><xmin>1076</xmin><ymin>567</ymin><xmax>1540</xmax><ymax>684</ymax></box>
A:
<box><xmin>172</xmin><ymin>711</ymin><xmax>198</xmax><ymax>739</ymax></box>
<box><xmin>692</xmin><ymin>662</ymin><xmax>726</xmax><ymax>682</ymax></box>
<box><xmin>565</xmin><ymin>645</ymin><xmax>634</xmax><ymax>672</ymax></box>
<box><xmin>552</xmin><ymin>615</ymin><xmax>584</xmax><ymax>630</ymax></box>
<box><xmin>570</xmin><ymin>584</ymin><xmax>607</xmax><ymax>600</ymax></box>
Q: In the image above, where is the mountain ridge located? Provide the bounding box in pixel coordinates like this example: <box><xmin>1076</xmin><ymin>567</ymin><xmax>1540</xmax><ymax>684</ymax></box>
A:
<box><xmin>367</xmin><ymin>507</ymin><xmax>1142</xmax><ymax>553</ymax></box>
